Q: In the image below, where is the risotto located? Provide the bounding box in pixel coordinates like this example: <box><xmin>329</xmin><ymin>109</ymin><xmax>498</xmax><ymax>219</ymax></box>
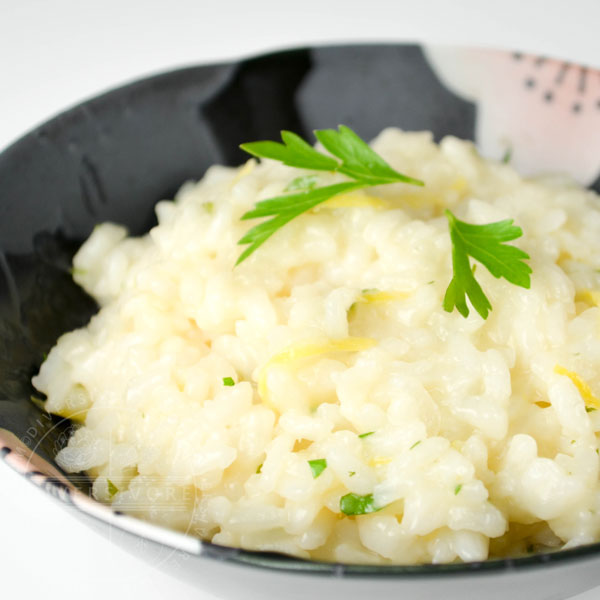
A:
<box><xmin>32</xmin><ymin>129</ymin><xmax>600</xmax><ymax>564</ymax></box>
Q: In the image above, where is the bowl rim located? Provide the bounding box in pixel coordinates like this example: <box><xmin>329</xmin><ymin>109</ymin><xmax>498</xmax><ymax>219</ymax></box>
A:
<box><xmin>2</xmin><ymin>41</ymin><xmax>600</xmax><ymax>578</ymax></box>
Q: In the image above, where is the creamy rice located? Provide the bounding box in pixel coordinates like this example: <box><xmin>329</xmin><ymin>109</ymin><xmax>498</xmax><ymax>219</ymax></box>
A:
<box><xmin>33</xmin><ymin>129</ymin><xmax>600</xmax><ymax>564</ymax></box>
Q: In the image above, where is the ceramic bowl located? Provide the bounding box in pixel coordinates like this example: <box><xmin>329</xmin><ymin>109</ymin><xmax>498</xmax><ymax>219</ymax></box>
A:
<box><xmin>1</xmin><ymin>44</ymin><xmax>600</xmax><ymax>600</ymax></box>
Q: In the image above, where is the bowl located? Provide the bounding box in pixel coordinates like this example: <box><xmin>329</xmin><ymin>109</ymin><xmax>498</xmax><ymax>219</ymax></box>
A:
<box><xmin>1</xmin><ymin>44</ymin><xmax>600</xmax><ymax>600</ymax></box>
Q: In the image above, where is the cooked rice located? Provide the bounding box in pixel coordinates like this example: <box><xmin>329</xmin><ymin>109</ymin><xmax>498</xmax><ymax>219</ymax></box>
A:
<box><xmin>33</xmin><ymin>129</ymin><xmax>600</xmax><ymax>564</ymax></box>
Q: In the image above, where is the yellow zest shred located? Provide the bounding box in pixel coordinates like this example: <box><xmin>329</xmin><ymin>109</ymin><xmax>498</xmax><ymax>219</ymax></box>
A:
<box><xmin>258</xmin><ymin>337</ymin><xmax>377</xmax><ymax>408</ymax></box>
<box><xmin>554</xmin><ymin>365</ymin><xmax>600</xmax><ymax>410</ymax></box>
<box><xmin>315</xmin><ymin>191</ymin><xmax>389</xmax><ymax>211</ymax></box>
<box><xmin>369</xmin><ymin>456</ymin><xmax>393</xmax><ymax>467</ymax></box>
<box><xmin>229</xmin><ymin>159</ymin><xmax>256</xmax><ymax>187</ymax></box>
<box><xmin>357</xmin><ymin>290</ymin><xmax>409</xmax><ymax>304</ymax></box>
<box><xmin>392</xmin><ymin>177</ymin><xmax>468</xmax><ymax>209</ymax></box>
<box><xmin>450</xmin><ymin>176</ymin><xmax>468</xmax><ymax>194</ymax></box>
<box><xmin>575</xmin><ymin>289</ymin><xmax>600</xmax><ymax>307</ymax></box>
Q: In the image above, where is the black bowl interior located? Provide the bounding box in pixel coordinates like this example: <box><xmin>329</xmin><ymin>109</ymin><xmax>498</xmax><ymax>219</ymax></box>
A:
<box><xmin>1</xmin><ymin>44</ymin><xmax>600</xmax><ymax>575</ymax></box>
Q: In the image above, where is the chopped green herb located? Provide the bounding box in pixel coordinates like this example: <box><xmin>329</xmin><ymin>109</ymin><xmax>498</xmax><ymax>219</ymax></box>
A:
<box><xmin>238</xmin><ymin>126</ymin><xmax>532</xmax><ymax>319</ymax></box>
<box><xmin>222</xmin><ymin>377</ymin><xmax>235</xmax><ymax>386</ymax></box>
<box><xmin>443</xmin><ymin>210</ymin><xmax>531</xmax><ymax>319</ymax></box>
<box><xmin>358</xmin><ymin>431</ymin><xmax>374</xmax><ymax>439</ymax></box>
<box><xmin>454</xmin><ymin>484</ymin><xmax>463</xmax><ymax>495</ymax></box>
<box><xmin>236</xmin><ymin>126</ymin><xmax>423</xmax><ymax>264</ymax></box>
<box><xmin>427</xmin><ymin>280</ymin><xmax>435</xmax><ymax>285</ymax></box>
<box><xmin>597</xmin><ymin>449</ymin><xmax>599</xmax><ymax>455</ymax></box>
<box><xmin>571</xmin><ymin>440</ymin><xmax>576</xmax><ymax>445</ymax></box>
<box><xmin>502</xmin><ymin>147</ymin><xmax>512</xmax><ymax>164</ymax></box>
<box><xmin>586</xmin><ymin>407</ymin><xmax>597</xmax><ymax>413</ymax></box>
<box><xmin>284</xmin><ymin>174</ymin><xmax>319</xmax><ymax>192</ymax></box>
<box><xmin>409</xmin><ymin>440</ymin><xmax>422</xmax><ymax>450</ymax></box>
<box><xmin>69</xmin><ymin>267</ymin><xmax>87</xmax><ymax>277</ymax></box>
<box><xmin>340</xmin><ymin>492</ymin><xmax>384</xmax><ymax>516</ymax></box>
<box><xmin>256</xmin><ymin>463</ymin><xmax>263</xmax><ymax>474</ymax></box>
<box><xmin>349</xmin><ymin>471</ymin><xmax>356</xmax><ymax>477</ymax></box>
<box><xmin>203</xmin><ymin>202</ymin><xmax>214</xmax><ymax>214</ymax></box>
<box><xmin>308</xmin><ymin>458</ymin><xmax>327</xmax><ymax>478</ymax></box>
<box><xmin>107</xmin><ymin>479</ymin><xmax>118</xmax><ymax>497</ymax></box>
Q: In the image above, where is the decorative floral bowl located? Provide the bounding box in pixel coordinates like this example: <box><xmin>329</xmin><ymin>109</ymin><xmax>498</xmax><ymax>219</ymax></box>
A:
<box><xmin>1</xmin><ymin>44</ymin><xmax>599</xmax><ymax>600</ymax></box>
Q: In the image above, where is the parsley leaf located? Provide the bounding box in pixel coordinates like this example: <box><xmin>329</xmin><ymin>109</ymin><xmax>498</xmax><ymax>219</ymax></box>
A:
<box><xmin>443</xmin><ymin>210</ymin><xmax>531</xmax><ymax>319</ymax></box>
<box><xmin>340</xmin><ymin>492</ymin><xmax>384</xmax><ymax>516</ymax></box>
<box><xmin>314</xmin><ymin>125</ymin><xmax>424</xmax><ymax>186</ymax></box>
<box><xmin>222</xmin><ymin>377</ymin><xmax>235</xmax><ymax>386</ymax></box>
<box><xmin>284</xmin><ymin>174</ymin><xmax>319</xmax><ymax>192</ymax></box>
<box><xmin>241</xmin><ymin>131</ymin><xmax>339</xmax><ymax>171</ymax></box>
<box><xmin>107</xmin><ymin>479</ymin><xmax>118</xmax><ymax>497</ymax></box>
<box><xmin>236</xmin><ymin>182</ymin><xmax>365</xmax><ymax>265</ymax></box>
<box><xmin>237</xmin><ymin>126</ymin><xmax>423</xmax><ymax>264</ymax></box>
<box><xmin>238</xmin><ymin>126</ymin><xmax>532</xmax><ymax>320</ymax></box>
<box><xmin>308</xmin><ymin>458</ymin><xmax>327</xmax><ymax>478</ymax></box>
<box><xmin>358</xmin><ymin>431</ymin><xmax>374</xmax><ymax>439</ymax></box>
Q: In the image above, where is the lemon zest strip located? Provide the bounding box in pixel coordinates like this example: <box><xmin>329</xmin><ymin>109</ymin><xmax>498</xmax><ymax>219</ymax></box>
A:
<box><xmin>258</xmin><ymin>337</ymin><xmax>376</xmax><ymax>408</ymax></box>
<box><xmin>554</xmin><ymin>365</ymin><xmax>600</xmax><ymax>410</ymax></box>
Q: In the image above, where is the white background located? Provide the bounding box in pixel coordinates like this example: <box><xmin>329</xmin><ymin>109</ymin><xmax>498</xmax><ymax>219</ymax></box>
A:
<box><xmin>1</xmin><ymin>1</ymin><xmax>599</xmax><ymax>598</ymax></box>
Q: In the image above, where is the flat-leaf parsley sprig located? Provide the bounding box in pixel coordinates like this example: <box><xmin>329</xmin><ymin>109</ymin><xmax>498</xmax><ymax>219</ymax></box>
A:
<box><xmin>236</xmin><ymin>126</ymin><xmax>424</xmax><ymax>264</ymax></box>
<box><xmin>237</xmin><ymin>125</ymin><xmax>531</xmax><ymax>319</ymax></box>
<box><xmin>443</xmin><ymin>210</ymin><xmax>531</xmax><ymax>319</ymax></box>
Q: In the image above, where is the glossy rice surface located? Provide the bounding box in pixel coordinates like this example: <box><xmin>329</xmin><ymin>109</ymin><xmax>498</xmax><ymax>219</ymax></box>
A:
<box><xmin>33</xmin><ymin>130</ymin><xmax>600</xmax><ymax>564</ymax></box>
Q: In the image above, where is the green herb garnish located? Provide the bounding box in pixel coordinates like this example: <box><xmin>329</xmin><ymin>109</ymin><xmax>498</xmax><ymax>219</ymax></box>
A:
<box><xmin>443</xmin><ymin>210</ymin><xmax>531</xmax><ymax>319</ymax></box>
<box><xmin>203</xmin><ymin>201</ymin><xmax>214</xmax><ymax>214</ymax></box>
<box><xmin>340</xmin><ymin>492</ymin><xmax>383</xmax><ymax>516</ymax></box>
<box><xmin>284</xmin><ymin>174</ymin><xmax>319</xmax><ymax>192</ymax></box>
<box><xmin>454</xmin><ymin>483</ymin><xmax>463</xmax><ymax>495</ymax></box>
<box><xmin>107</xmin><ymin>479</ymin><xmax>118</xmax><ymax>497</ymax></box>
<box><xmin>222</xmin><ymin>377</ymin><xmax>235</xmax><ymax>387</ymax></box>
<box><xmin>586</xmin><ymin>407</ymin><xmax>597</xmax><ymax>413</ymax></box>
<box><xmin>308</xmin><ymin>458</ymin><xmax>327</xmax><ymax>478</ymax></box>
<box><xmin>349</xmin><ymin>471</ymin><xmax>356</xmax><ymax>477</ymax></box>
<box><xmin>358</xmin><ymin>431</ymin><xmax>374</xmax><ymax>439</ymax></box>
<box><xmin>409</xmin><ymin>440</ymin><xmax>422</xmax><ymax>450</ymax></box>
<box><xmin>256</xmin><ymin>463</ymin><xmax>263</xmax><ymax>474</ymax></box>
<box><xmin>238</xmin><ymin>127</ymin><xmax>531</xmax><ymax>319</ymax></box>
<box><xmin>236</xmin><ymin>126</ymin><xmax>423</xmax><ymax>265</ymax></box>
<box><xmin>502</xmin><ymin>147</ymin><xmax>512</xmax><ymax>164</ymax></box>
